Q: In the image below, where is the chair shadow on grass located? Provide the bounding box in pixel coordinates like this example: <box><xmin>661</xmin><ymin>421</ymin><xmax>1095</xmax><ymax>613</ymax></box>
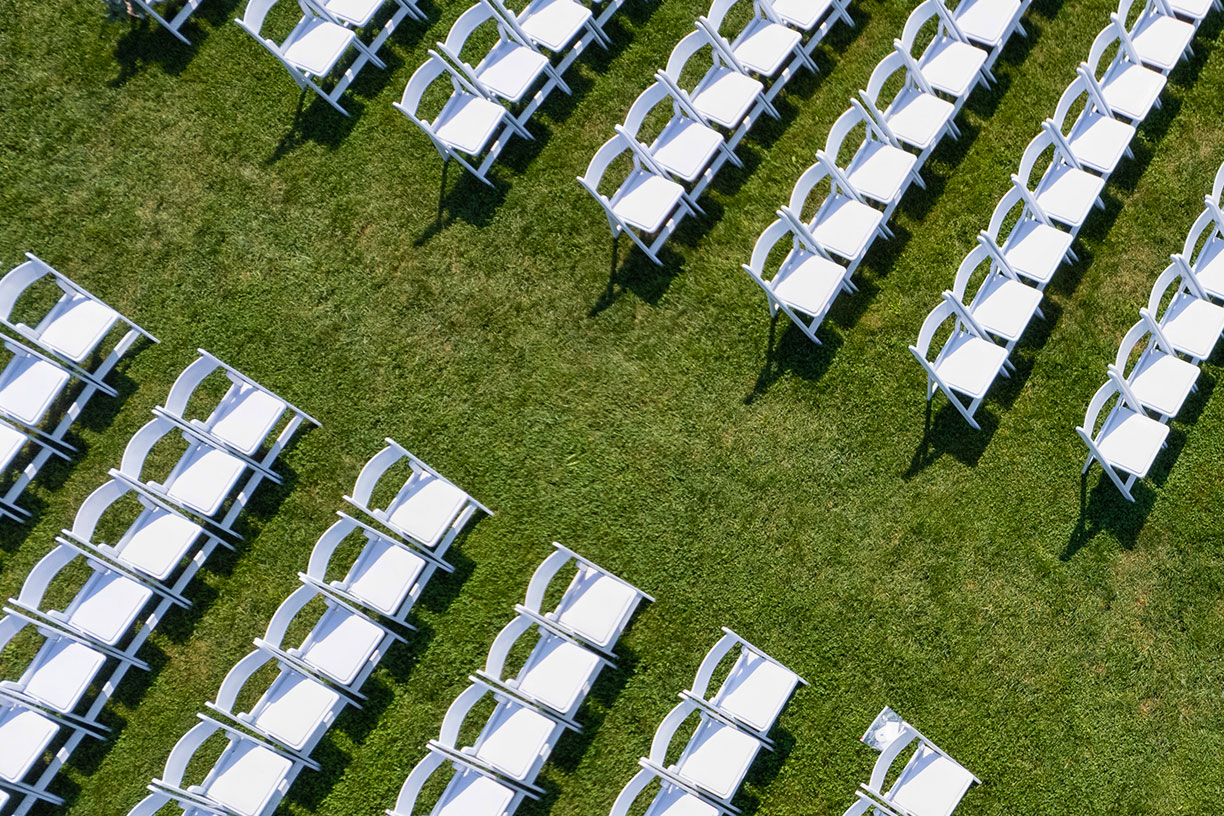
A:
<box><xmin>730</xmin><ymin>727</ymin><xmax>796</xmax><ymax>816</ymax></box>
<box><xmin>588</xmin><ymin>235</ymin><xmax>686</xmax><ymax>316</ymax></box>
<box><xmin>743</xmin><ymin>314</ymin><xmax>842</xmax><ymax>404</ymax></box>
<box><xmin>904</xmin><ymin>398</ymin><xmax>998</xmax><ymax>477</ymax></box>
<box><xmin>109</xmin><ymin>0</ymin><xmax>243</xmax><ymax>86</ymax></box>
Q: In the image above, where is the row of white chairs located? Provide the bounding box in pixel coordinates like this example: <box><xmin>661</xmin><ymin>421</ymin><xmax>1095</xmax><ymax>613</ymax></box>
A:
<box><xmin>126</xmin><ymin>437</ymin><xmax>488</xmax><ymax>816</ymax></box>
<box><xmin>1078</xmin><ymin>161</ymin><xmax>1224</xmax><ymax>501</ymax></box>
<box><xmin>398</xmin><ymin>0</ymin><xmax>624</xmax><ymax>184</ymax></box>
<box><xmin>911</xmin><ymin>0</ymin><xmax>1212</xmax><ymax>430</ymax></box>
<box><xmin>0</xmin><ymin>351</ymin><xmax>313</xmax><ymax>816</ymax></box>
<box><xmin>0</xmin><ymin>253</ymin><xmax>155</xmax><ymax>523</ymax></box>
<box><xmin>389</xmin><ymin>544</ymin><xmax>652</xmax><ymax>816</ymax></box>
<box><xmin>578</xmin><ymin>0</ymin><xmax>854</xmax><ymax>265</ymax></box>
<box><xmin>608</xmin><ymin>628</ymin><xmax>805</xmax><ymax>815</ymax></box>
<box><xmin>744</xmin><ymin>0</ymin><xmax>1029</xmax><ymax>344</ymax></box>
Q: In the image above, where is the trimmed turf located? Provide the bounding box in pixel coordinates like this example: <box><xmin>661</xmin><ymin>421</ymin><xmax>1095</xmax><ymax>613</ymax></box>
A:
<box><xmin>1</xmin><ymin>0</ymin><xmax>1224</xmax><ymax>814</ymax></box>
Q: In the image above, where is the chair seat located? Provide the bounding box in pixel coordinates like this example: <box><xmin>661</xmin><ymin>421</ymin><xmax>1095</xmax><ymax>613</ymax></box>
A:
<box><xmin>433</xmin><ymin>92</ymin><xmax>507</xmax><ymax>157</ymax></box>
<box><xmin>385</xmin><ymin>474</ymin><xmax>469</xmax><ymax>547</ymax></box>
<box><xmin>845</xmin><ymin>140</ymin><xmax>917</xmax><ymax>205</ymax></box>
<box><xmin>888</xmin><ymin>744</ymin><xmax>977</xmax><ymax>816</ymax></box>
<box><xmin>37</xmin><ymin>294</ymin><xmax>119</xmax><ymax>364</ymax></box>
<box><xmin>65</xmin><ymin>571</ymin><xmax>153</xmax><ymax>645</ymax></box>
<box><xmin>21</xmin><ymin>639</ymin><xmax>106</xmax><ymax>713</ymax></box>
<box><xmin>1128</xmin><ymin>351</ymin><xmax>1199</xmax><ymax>418</ymax></box>
<box><xmin>201</xmin><ymin>742</ymin><xmax>292</xmax><ymax>816</ymax></box>
<box><xmin>1033</xmin><ymin>163</ymin><xmax>1103</xmax><ymax>229</ymax></box>
<box><xmin>249</xmin><ymin>672</ymin><xmax>341</xmax><ymax>751</ymax></box>
<box><xmin>1065</xmin><ymin>111</ymin><xmax>1134</xmax><ymax>175</ymax></box>
<box><xmin>1167</xmin><ymin>0</ymin><xmax>1213</xmax><ymax>20</ymax></box>
<box><xmin>0</xmin><ymin>706</ymin><xmax>59</xmax><ymax>782</ymax></box>
<box><xmin>165</xmin><ymin>445</ymin><xmax>247</xmax><ymax>517</ymax></box>
<box><xmin>299</xmin><ymin>608</ymin><xmax>384</xmax><ymax>686</ymax></box>
<box><xmin>647</xmin><ymin>785</ymin><xmax>721</xmax><ymax>816</ymax></box>
<box><xmin>206</xmin><ymin>386</ymin><xmax>286</xmax><ymax>457</ymax></box>
<box><xmin>319</xmin><ymin>0</ymin><xmax>384</xmax><ymax>27</ymax></box>
<box><xmin>770</xmin><ymin>0</ymin><xmax>834</xmax><ymax>30</ymax></box>
<box><xmin>0</xmin><ymin>354</ymin><xmax>70</xmax><ymax>427</ymax></box>
<box><xmin>437</xmin><ymin>766</ymin><xmax>517</xmax><ymax>816</ymax></box>
<box><xmin>1192</xmin><ymin>233</ymin><xmax>1224</xmax><ymax>299</ymax></box>
<box><xmin>518</xmin><ymin>0</ymin><xmax>591</xmax><ymax>52</ymax></box>
<box><xmin>553</xmin><ymin>571</ymin><xmax>638</xmax><ymax>649</ymax></box>
<box><xmin>650</xmin><ymin>118</ymin><xmax>724</xmax><ymax>183</ymax></box>
<box><xmin>932</xmin><ymin>331</ymin><xmax>1008</xmax><ymax>399</ymax></box>
<box><xmin>282</xmin><ymin>16</ymin><xmax>357</xmax><ymax>77</ymax></box>
<box><xmin>1096</xmin><ymin>406</ymin><xmax>1169</xmax><ymax>478</ymax></box>
<box><xmin>1130</xmin><ymin>14</ymin><xmax>1194</xmax><ymax>72</ymax></box>
<box><xmin>611</xmin><ymin>170</ymin><xmax>686</xmax><ymax>234</ymax></box>
<box><xmin>1099</xmin><ymin>61</ymin><xmax>1165</xmax><ymax>122</ymax></box>
<box><xmin>0</xmin><ymin>421</ymin><xmax>27</xmax><ymax>470</ymax></box>
<box><xmin>885</xmin><ymin>88</ymin><xmax>954</xmax><ymax>150</ymax></box>
<box><xmin>114</xmin><ymin>509</ymin><xmax>203</xmax><ymax>581</ymax></box>
<box><xmin>968</xmin><ymin>276</ymin><xmax>1043</xmax><ymax>343</ymax></box>
<box><xmin>341</xmin><ymin>537</ymin><xmax>427</xmax><ymax>616</ymax></box>
<box><xmin>476</xmin><ymin>41</ymin><xmax>549</xmax><ymax>104</ymax></box>
<box><xmin>1001</xmin><ymin>220</ymin><xmax>1072</xmax><ymax>287</ymax></box>
<box><xmin>809</xmin><ymin>195</ymin><xmax>883</xmax><ymax>261</ymax></box>
<box><xmin>730</xmin><ymin>18</ymin><xmax>801</xmax><ymax>77</ymax></box>
<box><xmin>712</xmin><ymin>652</ymin><xmax>798</xmax><ymax>734</ymax></box>
<box><xmin>675</xmin><ymin>721</ymin><xmax>760</xmax><ymax>800</ymax></box>
<box><xmin>1160</xmin><ymin>293</ymin><xmax>1224</xmax><ymax>360</ymax></box>
<box><xmin>515</xmin><ymin>636</ymin><xmax>602</xmax><ymax>715</ymax></box>
<box><xmin>475</xmin><ymin>704</ymin><xmax>556</xmax><ymax>780</ymax></box>
<box><xmin>690</xmin><ymin>67</ymin><xmax>763</xmax><ymax>129</ymax></box>
<box><xmin>770</xmin><ymin>250</ymin><xmax>845</xmax><ymax>318</ymax></box>
<box><xmin>952</xmin><ymin>0</ymin><xmax>1021</xmax><ymax>48</ymax></box>
<box><xmin>917</xmin><ymin>37</ymin><xmax>986</xmax><ymax>99</ymax></box>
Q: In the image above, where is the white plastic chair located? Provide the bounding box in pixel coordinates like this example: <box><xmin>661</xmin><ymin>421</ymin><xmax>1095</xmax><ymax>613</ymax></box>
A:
<box><xmin>1081</xmin><ymin>20</ymin><xmax>1167</xmax><ymax>123</ymax></box>
<box><xmin>1108</xmin><ymin>314</ymin><xmax>1200</xmax><ymax>421</ymax></box>
<box><xmin>1179</xmin><ymin>194</ymin><xmax>1224</xmax><ymax>302</ymax></box>
<box><xmin>481</xmin><ymin>0</ymin><xmax>607</xmax><ymax>79</ymax></box>
<box><xmin>515</xmin><ymin>542</ymin><xmax>653</xmax><ymax>658</ymax></box>
<box><xmin>824</xmin><ymin>100</ymin><xmax>924</xmax><ymax>222</ymax></box>
<box><xmin>1113</xmin><ymin>0</ymin><xmax>1195</xmax><ymax>74</ymax></box>
<box><xmin>609</xmin><ymin>766</ymin><xmax>734</xmax><ymax>816</ymax></box>
<box><xmin>0</xmin><ymin>336</ymin><xmax>87</xmax><ymax>454</ymax></box>
<box><xmin>1077</xmin><ymin>375</ymin><xmax>1170</xmax><ymax>501</ymax></box>
<box><xmin>943</xmin><ymin>0</ymin><xmax>1029</xmax><ymax>63</ymax></box>
<box><xmin>1012</xmin><ymin>128</ymin><xmax>1105</xmax><ymax>233</ymax></box>
<box><xmin>979</xmin><ymin>185</ymin><xmax>1075</xmax><ymax>291</ymax></box>
<box><xmin>697</xmin><ymin>0</ymin><xmax>815</xmax><ymax>91</ymax></box>
<box><xmin>344</xmin><ymin>437</ymin><xmax>490</xmax><ymax>556</ymax></box>
<box><xmin>947</xmin><ymin>240</ymin><xmax>1044</xmax><ymax>354</ymax></box>
<box><xmin>860</xmin><ymin>707</ymin><xmax>980</xmax><ymax>816</ymax></box>
<box><xmin>307</xmin><ymin>0</ymin><xmax>425</xmax><ymax>57</ymax></box>
<box><xmin>396</xmin><ymin>53</ymin><xmax>527</xmax><ymax>188</ymax></box>
<box><xmin>0</xmin><ymin>252</ymin><xmax>157</xmax><ymax>391</ymax></box>
<box><xmin>1045</xmin><ymin>71</ymin><xmax>1136</xmax><ymax>179</ymax></box>
<box><xmin>387</xmin><ymin>749</ymin><xmax>531</xmax><ymax>816</ymax></box>
<box><xmin>578</xmin><ymin>133</ymin><xmax>698</xmax><ymax>267</ymax></box>
<box><xmin>858</xmin><ymin>50</ymin><xmax>958</xmax><ymax>169</ymax></box>
<box><xmin>236</xmin><ymin>0</ymin><xmax>386</xmax><ymax>116</ymax></box>
<box><xmin>895</xmin><ymin>1</ymin><xmax>991</xmax><ymax>102</ymax></box>
<box><xmin>0</xmin><ymin>701</ymin><xmax>66</xmax><ymax>809</ymax></box>
<box><xmin>1146</xmin><ymin>260</ymin><xmax>1224</xmax><ymax>363</ymax></box>
<box><xmin>781</xmin><ymin>155</ymin><xmax>887</xmax><ymax>279</ymax></box>
<box><xmin>909</xmin><ymin>297</ymin><xmax>1010</xmax><ymax>429</ymax></box>
<box><xmin>742</xmin><ymin>217</ymin><xmax>851</xmax><ymax>346</ymax></box>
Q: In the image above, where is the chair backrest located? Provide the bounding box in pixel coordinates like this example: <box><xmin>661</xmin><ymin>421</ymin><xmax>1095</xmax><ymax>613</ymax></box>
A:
<box><xmin>1016</xmin><ymin>129</ymin><xmax>1058</xmax><ymax>188</ymax></box>
<box><xmin>664</xmin><ymin>29</ymin><xmax>722</xmax><ymax>88</ymax></box>
<box><xmin>398</xmin><ymin>55</ymin><xmax>459</xmax><ymax>127</ymax></box>
<box><xmin>0</xmin><ymin>256</ymin><xmax>54</xmax><ymax>325</ymax></box>
<box><xmin>1181</xmin><ymin>208</ymin><xmax>1220</xmax><ymax>264</ymax></box>
<box><xmin>949</xmin><ymin>244</ymin><xmax>995</xmax><ymax>302</ymax></box>
<box><xmin>912</xmin><ymin>299</ymin><xmax>958</xmax><ymax>361</ymax></box>
<box><xmin>986</xmin><ymin>183</ymin><xmax>1050</xmax><ymax>248</ymax></box>
<box><xmin>579</xmin><ymin>133</ymin><xmax>635</xmax><ymax>200</ymax></box>
<box><xmin>1113</xmin><ymin>316</ymin><xmax>1172</xmax><ymax>377</ymax></box>
<box><xmin>1148</xmin><ymin>261</ymin><xmax>1203</xmax><ymax>318</ymax></box>
<box><xmin>743</xmin><ymin>219</ymin><xmax>802</xmax><ymax>287</ymax></box>
<box><xmin>1086</xmin><ymin>18</ymin><xmax>1139</xmax><ymax>75</ymax></box>
<box><xmin>1051</xmin><ymin>74</ymin><xmax>1101</xmax><ymax>134</ymax></box>
<box><xmin>787</xmin><ymin>155</ymin><xmax>841</xmax><ymax>218</ymax></box>
<box><xmin>1078</xmin><ymin>378</ymin><xmax>1126</xmax><ymax>443</ymax></box>
<box><xmin>622</xmin><ymin>81</ymin><xmax>680</xmax><ymax>140</ymax></box>
<box><xmin>441</xmin><ymin>2</ymin><xmax>503</xmax><ymax>58</ymax></box>
<box><xmin>1212</xmin><ymin>161</ymin><xmax>1224</xmax><ymax>209</ymax></box>
<box><xmin>824</xmin><ymin>103</ymin><xmax>887</xmax><ymax>167</ymax></box>
<box><xmin>898</xmin><ymin>0</ymin><xmax>963</xmax><ymax>53</ymax></box>
<box><xmin>238</xmin><ymin>0</ymin><xmax>280</xmax><ymax>39</ymax></box>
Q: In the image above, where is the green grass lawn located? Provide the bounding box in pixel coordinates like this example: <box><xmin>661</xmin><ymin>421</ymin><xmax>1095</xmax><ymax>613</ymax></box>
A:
<box><xmin>2</xmin><ymin>0</ymin><xmax>1224</xmax><ymax>813</ymax></box>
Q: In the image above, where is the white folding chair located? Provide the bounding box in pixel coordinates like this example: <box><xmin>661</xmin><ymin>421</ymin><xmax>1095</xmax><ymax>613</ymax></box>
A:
<box><xmin>979</xmin><ymin>185</ymin><xmax>1075</xmax><ymax>291</ymax></box>
<box><xmin>206</xmin><ymin>650</ymin><xmax>349</xmax><ymax>765</ymax></box>
<box><xmin>396</xmin><ymin>53</ymin><xmax>527</xmax><ymax>188</ymax></box>
<box><xmin>909</xmin><ymin>297</ymin><xmax>1010</xmax><ymax>429</ymax></box>
<box><xmin>306</xmin><ymin>0</ymin><xmax>425</xmax><ymax>57</ymax></box>
<box><xmin>344</xmin><ymin>437</ymin><xmax>490</xmax><ymax>556</ymax></box>
<box><xmin>0</xmin><ymin>252</ymin><xmax>157</xmax><ymax>391</ymax></box>
<box><xmin>299</xmin><ymin>511</ymin><xmax>447</xmax><ymax>628</ymax></box>
<box><xmin>770</xmin><ymin>0</ymin><xmax>852</xmax><ymax>56</ymax></box>
<box><xmin>1046</xmin><ymin>71</ymin><xmax>1136</xmax><ymax>180</ymax></box>
<box><xmin>0</xmin><ymin>336</ymin><xmax>88</xmax><ymax>454</ymax></box>
<box><xmin>824</xmin><ymin>100</ymin><xmax>924</xmax><ymax>223</ymax></box>
<box><xmin>1012</xmin><ymin>128</ymin><xmax>1105</xmax><ymax>233</ymax></box>
<box><xmin>781</xmin><ymin>155</ymin><xmax>887</xmax><ymax>279</ymax></box>
<box><xmin>515</xmin><ymin>542</ymin><xmax>653</xmax><ymax>659</ymax></box>
<box><xmin>946</xmin><ymin>240</ymin><xmax>1044</xmax><ymax>355</ymax></box>
<box><xmin>1113</xmin><ymin>0</ymin><xmax>1195</xmax><ymax>74</ymax></box>
<box><xmin>859</xmin><ymin>50</ymin><xmax>958</xmax><ymax>169</ymax></box>
<box><xmin>387</xmin><ymin>749</ymin><xmax>531</xmax><ymax>816</ymax></box>
<box><xmin>481</xmin><ymin>0</ymin><xmax>607</xmax><ymax>80</ymax></box>
<box><xmin>1179</xmin><ymin>195</ymin><xmax>1224</xmax><ymax>302</ymax></box>
<box><xmin>0</xmin><ymin>420</ymin><xmax>65</xmax><ymax>523</ymax></box>
<box><xmin>681</xmin><ymin>627</ymin><xmax>807</xmax><ymax>746</ymax></box>
<box><xmin>610</xmin><ymin>766</ymin><xmax>734</xmax><ymax>816</ymax></box>
<box><xmin>236</xmin><ymin>0</ymin><xmax>386</xmax><ymax>116</ymax></box>
<box><xmin>1081</xmin><ymin>20</ymin><xmax>1166</xmax><ymax>123</ymax></box>
<box><xmin>1077</xmin><ymin>375</ymin><xmax>1170</xmax><ymax>501</ymax></box>
<box><xmin>1145</xmin><ymin>260</ymin><xmax>1224</xmax><ymax>363</ymax></box>
<box><xmin>1108</xmin><ymin>314</ymin><xmax>1200</xmax><ymax>421</ymax></box>
<box><xmin>697</xmin><ymin>0</ymin><xmax>815</xmax><ymax>96</ymax></box>
<box><xmin>578</xmin><ymin>133</ymin><xmax>698</xmax><ymax>267</ymax></box>
<box><xmin>0</xmin><ymin>701</ymin><xmax>66</xmax><ymax>809</ymax></box>
<box><xmin>860</xmin><ymin>706</ymin><xmax>980</xmax><ymax>816</ymax></box>
<box><xmin>894</xmin><ymin>1</ymin><xmax>991</xmax><ymax>103</ymax></box>
<box><xmin>942</xmin><ymin>0</ymin><xmax>1029</xmax><ymax>64</ymax></box>
<box><xmin>742</xmin><ymin>217</ymin><xmax>851</xmax><ymax>346</ymax></box>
